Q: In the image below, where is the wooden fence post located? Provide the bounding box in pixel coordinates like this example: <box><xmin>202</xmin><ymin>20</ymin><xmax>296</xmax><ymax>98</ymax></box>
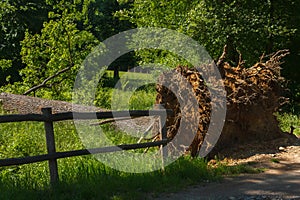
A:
<box><xmin>42</xmin><ymin>107</ymin><xmax>59</xmax><ymax>186</ymax></box>
<box><xmin>158</xmin><ymin>107</ymin><xmax>167</xmax><ymax>172</ymax></box>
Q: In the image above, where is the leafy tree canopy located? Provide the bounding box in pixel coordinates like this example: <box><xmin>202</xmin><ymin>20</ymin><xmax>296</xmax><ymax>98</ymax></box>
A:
<box><xmin>117</xmin><ymin>0</ymin><xmax>299</xmax><ymax>66</ymax></box>
<box><xmin>1</xmin><ymin>0</ymin><xmax>99</xmax><ymax>100</ymax></box>
<box><xmin>116</xmin><ymin>0</ymin><xmax>300</xmax><ymax>107</ymax></box>
<box><xmin>1</xmin><ymin>0</ymin><xmax>133</xmax><ymax>100</ymax></box>
<box><xmin>0</xmin><ymin>0</ymin><xmax>49</xmax><ymax>85</ymax></box>
<box><xmin>0</xmin><ymin>0</ymin><xmax>299</xmax><ymax>107</ymax></box>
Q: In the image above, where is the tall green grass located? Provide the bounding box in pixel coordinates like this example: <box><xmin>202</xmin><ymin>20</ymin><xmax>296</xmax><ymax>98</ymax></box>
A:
<box><xmin>94</xmin><ymin>70</ymin><xmax>157</xmax><ymax>110</ymax></box>
<box><xmin>0</xmin><ymin>120</ymin><xmax>214</xmax><ymax>200</ymax></box>
<box><xmin>95</xmin><ymin>87</ymin><xmax>156</xmax><ymax>110</ymax></box>
<box><xmin>0</xmin><ymin>107</ymin><xmax>258</xmax><ymax>200</ymax></box>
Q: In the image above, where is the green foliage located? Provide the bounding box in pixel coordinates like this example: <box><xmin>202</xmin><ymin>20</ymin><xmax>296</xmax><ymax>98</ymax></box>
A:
<box><xmin>0</xmin><ymin>59</ymin><xmax>12</xmax><ymax>71</ymax></box>
<box><xmin>0</xmin><ymin>0</ymin><xmax>135</xmax><ymax>99</ymax></box>
<box><xmin>0</xmin><ymin>0</ymin><xmax>50</xmax><ymax>85</ymax></box>
<box><xmin>128</xmin><ymin>88</ymin><xmax>156</xmax><ymax>110</ymax></box>
<box><xmin>118</xmin><ymin>0</ymin><xmax>298</xmax><ymax>65</ymax></box>
<box><xmin>270</xmin><ymin>158</ymin><xmax>280</xmax><ymax>163</ymax></box>
<box><xmin>276</xmin><ymin>112</ymin><xmax>300</xmax><ymax>136</ymax></box>
<box><xmin>1</xmin><ymin>0</ymin><xmax>299</xmax><ymax>107</ymax></box>
<box><xmin>117</xmin><ymin>0</ymin><xmax>300</xmax><ymax>105</ymax></box>
<box><xmin>1</xmin><ymin>1</ymin><xmax>99</xmax><ymax>100</ymax></box>
<box><xmin>0</xmin><ymin>59</ymin><xmax>12</xmax><ymax>82</ymax></box>
<box><xmin>95</xmin><ymin>87</ymin><xmax>113</xmax><ymax>109</ymax></box>
<box><xmin>23</xmin><ymin>19</ymin><xmax>96</xmax><ymax>98</ymax></box>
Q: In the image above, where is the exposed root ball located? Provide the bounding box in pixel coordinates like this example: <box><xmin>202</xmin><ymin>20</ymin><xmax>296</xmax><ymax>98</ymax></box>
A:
<box><xmin>156</xmin><ymin>49</ymin><xmax>290</xmax><ymax>157</ymax></box>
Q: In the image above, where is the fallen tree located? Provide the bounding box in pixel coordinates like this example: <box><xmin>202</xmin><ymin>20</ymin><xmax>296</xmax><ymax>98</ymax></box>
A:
<box><xmin>156</xmin><ymin>47</ymin><xmax>293</xmax><ymax>157</ymax></box>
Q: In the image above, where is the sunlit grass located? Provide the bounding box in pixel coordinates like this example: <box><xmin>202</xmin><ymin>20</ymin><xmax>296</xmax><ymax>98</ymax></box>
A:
<box><xmin>0</xmin><ymin>106</ymin><xmax>260</xmax><ymax>200</ymax></box>
<box><xmin>276</xmin><ymin>112</ymin><xmax>300</xmax><ymax>136</ymax></box>
<box><xmin>95</xmin><ymin>87</ymin><xmax>156</xmax><ymax>110</ymax></box>
<box><xmin>105</xmin><ymin>70</ymin><xmax>153</xmax><ymax>81</ymax></box>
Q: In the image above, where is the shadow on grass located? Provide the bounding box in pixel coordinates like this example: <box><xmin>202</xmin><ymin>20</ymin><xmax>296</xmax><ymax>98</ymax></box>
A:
<box><xmin>0</xmin><ymin>156</ymin><xmax>261</xmax><ymax>200</ymax></box>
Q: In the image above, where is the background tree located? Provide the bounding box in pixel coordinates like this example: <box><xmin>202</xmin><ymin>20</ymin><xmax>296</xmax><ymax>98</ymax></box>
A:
<box><xmin>1</xmin><ymin>0</ymin><xmax>135</xmax><ymax>99</ymax></box>
<box><xmin>0</xmin><ymin>0</ymin><xmax>49</xmax><ymax>85</ymax></box>
<box><xmin>117</xmin><ymin>0</ymin><xmax>300</xmax><ymax>110</ymax></box>
<box><xmin>0</xmin><ymin>0</ymin><xmax>299</xmax><ymax>110</ymax></box>
<box><xmin>2</xmin><ymin>0</ymin><xmax>98</xmax><ymax>100</ymax></box>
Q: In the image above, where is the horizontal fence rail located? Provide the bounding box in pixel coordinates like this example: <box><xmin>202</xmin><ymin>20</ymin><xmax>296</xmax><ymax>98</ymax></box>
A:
<box><xmin>0</xmin><ymin>110</ymin><xmax>173</xmax><ymax>123</ymax></box>
<box><xmin>0</xmin><ymin>140</ymin><xmax>169</xmax><ymax>167</ymax></box>
<box><xmin>0</xmin><ymin>107</ymin><xmax>172</xmax><ymax>186</ymax></box>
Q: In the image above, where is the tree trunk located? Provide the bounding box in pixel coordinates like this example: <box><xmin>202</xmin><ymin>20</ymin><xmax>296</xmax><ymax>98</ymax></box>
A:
<box><xmin>113</xmin><ymin>66</ymin><xmax>120</xmax><ymax>80</ymax></box>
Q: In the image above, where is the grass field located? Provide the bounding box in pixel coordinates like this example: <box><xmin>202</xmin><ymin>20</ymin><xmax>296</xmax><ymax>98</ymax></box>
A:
<box><xmin>105</xmin><ymin>70</ymin><xmax>153</xmax><ymax>81</ymax></box>
<box><xmin>95</xmin><ymin>70</ymin><xmax>157</xmax><ymax>110</ymax></box>
<box><xmin>0</xmin><ymin>107</ymin><xmax>260</xmax><ymax>200</ymax></box>
<box><xmin>0</xmin><ymin>72</ymin><xmax>299</xmax><ymax>199</ymax></box>
<box><xmin>0</xmin><ymin>114</ymin><xmax>298</xmax><ymax>200</ymax></box>
<box><xmin>0</xmin><ymin>113</ymin><xmax>297</xmax><ymax>199</ymax></box>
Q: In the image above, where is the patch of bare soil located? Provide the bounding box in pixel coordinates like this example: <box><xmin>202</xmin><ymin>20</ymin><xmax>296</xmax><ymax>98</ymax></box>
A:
<box><xmin>0</xmin><ymin>92</ymin><xmax>101</xmax><ymax>113</ymax></box>
<box><xmin>154</xmin><ymin>137</ymin><xmax>300</xmax><ymax>200</ymax></box>
<box><xmin>213</xmin><ymin>134</ymin><xmax>299</xmax><ymax>165</ymax></box>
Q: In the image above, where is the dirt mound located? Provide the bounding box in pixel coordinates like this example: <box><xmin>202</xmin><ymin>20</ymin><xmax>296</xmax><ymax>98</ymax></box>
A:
<box><xmin>0</xmin><ymin>92</ymin><xmax>100</xmax><ymax>114</ymax></box>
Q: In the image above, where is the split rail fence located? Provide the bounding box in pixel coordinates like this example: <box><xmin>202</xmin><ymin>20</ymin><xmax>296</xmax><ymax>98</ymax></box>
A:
<box><xmin>0</xmin><ymin>107</ymin><xmax>171</xmax><ymax>185</ymax></box>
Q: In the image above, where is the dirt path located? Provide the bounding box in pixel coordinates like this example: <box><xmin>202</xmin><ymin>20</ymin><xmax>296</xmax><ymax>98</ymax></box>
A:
<box><xmin>156</xmin><ymin>140</ymin><xmax>300</xmax><ymax>200</ymax></box>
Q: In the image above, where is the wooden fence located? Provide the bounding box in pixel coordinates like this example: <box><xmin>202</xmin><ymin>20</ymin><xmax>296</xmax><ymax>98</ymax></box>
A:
<box><xmin>0</xmin><ymin>107</ymin><xmax>171</xmax><ymax>186</ymax></box>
